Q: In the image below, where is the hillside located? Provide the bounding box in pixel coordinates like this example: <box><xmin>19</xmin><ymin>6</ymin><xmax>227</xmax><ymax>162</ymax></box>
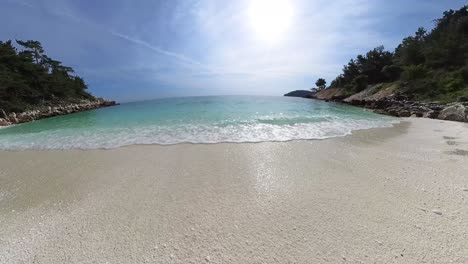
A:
<box><xmin>327</xmin><ymin>6</ymin><xmax>468</xmax><ymax>103</ymax></box>
<box><xmin>0</xmin><ymin>40</ymin><xmax>102</xmax><ymax>113</ymax></box>
<box><xmin>309</xmin><ymin>6</ymin><xmax>468</xmax><ymax>122</ymax></box>
<box><xmin>0</xmin><ymin>40</ymin><xmax>117</xmax><ymax>126</ymax></box>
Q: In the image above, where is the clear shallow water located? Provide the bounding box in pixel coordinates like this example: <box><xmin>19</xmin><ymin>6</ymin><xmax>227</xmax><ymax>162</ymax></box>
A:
<box><xmin>0</xmin><ymin>96</ymin><xmax>397</xmax><ymax>150</ymax></box>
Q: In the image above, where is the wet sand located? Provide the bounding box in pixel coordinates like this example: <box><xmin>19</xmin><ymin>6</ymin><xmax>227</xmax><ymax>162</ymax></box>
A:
<box><xmin>1</xmin><ymin>118</ymin><xmax>467</xmax><ymax>263</ymax></box>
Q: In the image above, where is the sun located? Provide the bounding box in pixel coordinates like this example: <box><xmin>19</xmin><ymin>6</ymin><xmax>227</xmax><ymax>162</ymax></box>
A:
<box><xmin>248</xmin><ymin>0</ymin><xmax>294</xmax><ymax>42</ymax></box>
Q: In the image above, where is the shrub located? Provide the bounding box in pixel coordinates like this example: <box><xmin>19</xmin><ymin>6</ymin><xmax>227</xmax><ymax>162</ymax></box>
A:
<box><xmin>350</xmin><ymin>75</ymin><xmax>368</xmax><ymax>93</ymax></box>
<box><xmin>438</xmin><ymin>72</ymin><xmax>465</xmax><ymax>92</ymax></box>
<box><xmin>381</xmin><ymin>65</ymin><xmax>403</xmax><ymax>81</ymax></box>
<box><xmin>402</xmin><ymin>65</ymin><xmax>429</xmax><ymax>80</ymax></box>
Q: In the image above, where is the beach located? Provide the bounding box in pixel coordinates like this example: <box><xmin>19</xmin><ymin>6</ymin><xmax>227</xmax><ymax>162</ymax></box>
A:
<box><xmin>1</xmin><ymin>118</ymin><xmax>467</xmax><ymax>263</ymax></box>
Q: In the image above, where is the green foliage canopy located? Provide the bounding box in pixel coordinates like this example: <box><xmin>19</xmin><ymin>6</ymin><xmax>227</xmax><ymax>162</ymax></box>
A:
<box><xmin>315</xmin><ymin>78</ymin><xmax>327</xmax><ymax>90</ymax></box>
<box><xmin>0</xmin><ymin>40</ymin><xmax>93</xmax><ymax>113</ymax></box>
<box><xmin>329</xmin><ymin>6</ymin><xmax>468</xmax><ymax>102</ymax></box>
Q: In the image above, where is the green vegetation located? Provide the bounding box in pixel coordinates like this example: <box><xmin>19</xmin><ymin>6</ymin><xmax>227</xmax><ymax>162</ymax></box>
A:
<box><xmin>315</xmin><ymin>78</ymin><xmax>327</xmax><ymax>91</ymax></box>
<box><xmin>329</xmin><ymin>6</ymin><xmax>468</xmax><ymax>103</ymax></box>
<box><xmin>0</xmin><ymin>40</ymin><xmax>94</xmax><ymax>113</ymax></box>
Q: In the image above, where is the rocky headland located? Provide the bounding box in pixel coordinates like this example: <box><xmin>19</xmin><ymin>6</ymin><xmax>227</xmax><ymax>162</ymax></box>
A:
<box><xmin>309</xmin><ymin>84</ymin><xmax>468</xmax><ymax>123</ymax></box>
<box><xmin>0</xmin><ymin>99</ymin><xmax>118</xmax><ymax>126</ymax></box>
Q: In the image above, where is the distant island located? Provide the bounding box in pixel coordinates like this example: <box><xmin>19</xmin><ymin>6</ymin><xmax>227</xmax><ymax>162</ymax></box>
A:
<box><xmin>284</xmin><ymin>90</ymin><xmax>313</xmax><ymax>98</ymax></box>
<box><xmin>0</xmin><ymin>40</ymin><xmax>116</xmax><ymax>126</ymax></box>
<box><xmin>287</xmin><ymin>6</ymin><xmax>468</xmax><ymax>123</ymax></box>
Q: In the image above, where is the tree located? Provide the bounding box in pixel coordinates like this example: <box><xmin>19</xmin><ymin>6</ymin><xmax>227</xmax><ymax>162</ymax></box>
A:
<box><xmin>329</xmin><ymin>5</ymin><xmax>468</xmax><ymax>102</ymax></box>
<box><xmin>16</xmin><ymin>40</ymin><xmax>44</xmax><ymax>65</ymax></box>
<box><xmin>315</xmin><ymin>78</ymin><xmax>327</xmax><ymax>90</ymax></box>
<box><xmin>350</xmin><ymin>75</ymin><xmax>368</xmax><ymax>93</ymax></box>
<box><xmin>0</xmin><ymin>39</ymin><xmax>94</xmax><ymax>113</ymax></box>
<box><xmin>381</xmin><ymin>65</ymin><xmax>403</xmax><ymax>81</ymax></box>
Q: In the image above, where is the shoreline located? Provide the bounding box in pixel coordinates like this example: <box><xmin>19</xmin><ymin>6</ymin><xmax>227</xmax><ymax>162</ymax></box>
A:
<box><xmin>0</xmin><ymin>99</ymin><xmax>118</xmax><ymax>127</ymax></box>
<box><xmin>1</xmin><ymin>118</ymin><xmax>467</xmax><ymax>263</ymax></box>
<box><xmin>0</xmin><ymin>118</ymin><xmax>401</xmax><ymax>151</ymax></box>
<box><xmin>304</xmin><ymin>85</ymin><xmax>468</xmax><ymax>123</ymax></box>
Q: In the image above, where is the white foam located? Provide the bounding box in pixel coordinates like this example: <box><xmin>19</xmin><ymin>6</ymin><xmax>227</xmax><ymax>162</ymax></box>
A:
<box><xmin>0</xmin><ymin>118</ymin><xmax>398</xmax><ymax>150</ymax></box>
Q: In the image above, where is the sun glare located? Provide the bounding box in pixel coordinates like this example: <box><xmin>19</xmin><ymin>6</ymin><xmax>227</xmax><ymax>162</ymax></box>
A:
<box><xmin>248</xmin><ymin>0</ymin><xmax>294</xmax><ymax>42</ymax></box>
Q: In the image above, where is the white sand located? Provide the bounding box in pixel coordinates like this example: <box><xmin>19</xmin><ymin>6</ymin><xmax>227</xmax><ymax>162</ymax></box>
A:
<box><xmin>0</xmin><ymin>118</ymin><xmax>467</xmax><ymax>263</ymax></box>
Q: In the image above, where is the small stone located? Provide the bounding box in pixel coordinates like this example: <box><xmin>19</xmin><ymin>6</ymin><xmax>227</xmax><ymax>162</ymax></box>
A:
<box><xmin>432</xmin><ymin>210</ymin><xmax>442</xmax><ymax>215</ymax></box>
<box><xmin>205</xmin><ymin>256</ymin><xmax>211</xmax><ymax>262</ymax></box>
<box><xmin>293</xmin><ymin>226</ymin><xmax>297</xmax><ymax>230</ymax></box>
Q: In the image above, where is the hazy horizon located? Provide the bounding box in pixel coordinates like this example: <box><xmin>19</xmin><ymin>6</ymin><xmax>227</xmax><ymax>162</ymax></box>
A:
<box><xmin>1</xmin><ymin>0</ymin><xmax>466</xmax><ymax>102</ymax></box>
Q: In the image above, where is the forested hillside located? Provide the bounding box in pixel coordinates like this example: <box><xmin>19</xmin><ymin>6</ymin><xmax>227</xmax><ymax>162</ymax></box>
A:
<box><xmin>0</xmin><ymin>40</ymin><xmax>94</xmax><ymax>113</ymax></box>
<box><xmin>329</xmin><ymin>6</ymin><xmax>468</xmax><ymax>103</ymax></box>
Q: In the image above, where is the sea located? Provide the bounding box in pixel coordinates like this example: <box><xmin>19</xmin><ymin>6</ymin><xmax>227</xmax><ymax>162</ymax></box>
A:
<box><xmin>0</xmin><ymin>96</ymin><xmax>397</xmax><ymax>150</ymax></box>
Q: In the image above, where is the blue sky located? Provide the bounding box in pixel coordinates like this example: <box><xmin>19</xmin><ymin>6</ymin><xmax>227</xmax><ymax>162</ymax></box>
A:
<box><xmin>1</xmin><ymin>0</ymin><xmax>466</xmax><ymax>102</ymax></box>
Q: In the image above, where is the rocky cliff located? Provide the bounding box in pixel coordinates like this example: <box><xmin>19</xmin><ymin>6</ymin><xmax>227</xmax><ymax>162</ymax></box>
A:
<box><xmin>0</xmin><ymin>99</ymin><xmax>118</xmax><ymax>126</ymax></box>
<box><xmin>311</xmin><ymin>84</ymin><xmax>468</xmax><ymax>123</ymax></box>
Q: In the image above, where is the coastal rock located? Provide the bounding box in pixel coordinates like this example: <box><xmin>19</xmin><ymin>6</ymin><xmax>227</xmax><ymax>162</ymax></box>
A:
<box><xmin>0</xmin><ymin>99</ymin><xmax>118</xmax><ymax>126</ymax></box>
<box><xmin>438</xmin><ymin>104</ymin><xmax>467</xmax><ymax>122</ymax></box>
<box><xmin>8</xmin><ymin>113</ymin><xmax>18</xmax><ymax>123</ymax></box>
<box><xmin>423</xmin><ymin>110</ymin><xmax>440</xmax><ymax>119</ymax></box>
<box><xmin>18</xmin><ymin>113</ymin><xmax>35</xmax><ymax>123</ymax></box>
<box><xmin>312</xmin><ymin>87</ymin><xmax>348</xmax><ymax>101</ymax></box>
<box><xmin>398</xmin><ymin>110</ymin><xmax>411</xmax><ymax>117</ymax></box>
<box><xmin>309</xmin><ymin>85</ymin><xmax>468</xmax><ymax>123</ymax></box>
<box><xmin>0</xmin><ymin>118</ymin><xmax>11</xmax><ymax>126</ymax></box>
<box><xmin>343</xmin><ymin>84</ymin><xmax>388</xmax><ymax>105</ymax></box>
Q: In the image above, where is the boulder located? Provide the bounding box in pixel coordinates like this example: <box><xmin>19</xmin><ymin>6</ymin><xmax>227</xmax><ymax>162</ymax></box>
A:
<box><xmin>438</xmin><ymin>104</ymin><xmax>467</xmax><ymax>122</ymax></box>
<box><xmin>421</xmin><ymin>110</ymin><xmax>437</xmax><ymax>119</ymax></box>
<box><xmin>0</xmin><ymin>118</ymin><xmax>11</xmax><ymax>126</ymax></box>
<box><xmin>386</xmin><ymin>108</ymin><xmax>401</xmax><ymax>117</ymax></box>
<box><xmin>17</xmin><ymin>113</ymin><xmax>34</xmax><ymax>122</ymax></box>
<box><xmin>398</xmin><ymin>110</ymin><xmax>411</xmax><ymax>117</ymax></box>
<box><xmin>410</xmin><ymin>111</ymin><xmax>423</xmax><ymax>117</ymax></box>
<box><xmin>8</xmin><ymin>112</ymin><xmax>18</xmax><ymax>123</ymax></box>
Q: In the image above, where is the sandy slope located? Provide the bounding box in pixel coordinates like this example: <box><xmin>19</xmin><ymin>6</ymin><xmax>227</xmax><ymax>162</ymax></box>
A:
<box><xmin>0</xmin><ymin>118</ymin><xmax>467</xmax><ymax>263</ymax></box>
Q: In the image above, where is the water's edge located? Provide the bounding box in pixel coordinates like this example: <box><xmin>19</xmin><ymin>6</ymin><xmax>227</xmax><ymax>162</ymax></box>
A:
<box><xmin>0</xmin><ymin>96</ymin><xmax>399</xmax><ymax>150</ymax></box>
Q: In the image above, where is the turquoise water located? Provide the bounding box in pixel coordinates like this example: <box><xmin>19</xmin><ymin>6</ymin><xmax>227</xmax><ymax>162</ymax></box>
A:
<box><xmin>0</xmin><ymin>96</ymin><xmax>396</xmax><ymax>150</ymax></box>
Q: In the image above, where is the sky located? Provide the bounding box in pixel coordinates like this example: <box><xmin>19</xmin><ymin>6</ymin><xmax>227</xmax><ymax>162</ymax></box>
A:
<box><xmin>1</xmin><ymin>0</ymin><xmax>466</xmax><ymax>102</ymax></box>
